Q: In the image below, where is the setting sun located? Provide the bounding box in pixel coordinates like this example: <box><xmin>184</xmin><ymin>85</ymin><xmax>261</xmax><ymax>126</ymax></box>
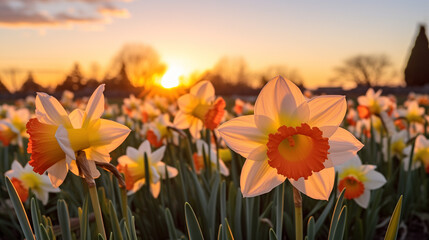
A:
<box><xmin>160</xmin><ymin>65</ymin><xmax>184</xmax><ymax>89</ymax></box>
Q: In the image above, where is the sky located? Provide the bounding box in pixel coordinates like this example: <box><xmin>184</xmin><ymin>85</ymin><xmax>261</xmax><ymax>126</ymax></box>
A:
<box><xmin>0</xmin><ymin>0</ymin><xmax>428</xmax><ymax>91</ymax></box>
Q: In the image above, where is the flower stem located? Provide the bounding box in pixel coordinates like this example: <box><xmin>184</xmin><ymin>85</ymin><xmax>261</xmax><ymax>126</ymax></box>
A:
<box><xmin>76</xmin><ymin>151</ymin><xmax>106</xmax><ymax>240</ymax></box>
<box><xmin>89</xmin><ymin>185</ymin><xmax>106</xmax><ymax>240</ymax></box>
<box><xmin>293</xmin><ymin>186</ymin><xmax>303</xmax><ymax>240</ymax></box>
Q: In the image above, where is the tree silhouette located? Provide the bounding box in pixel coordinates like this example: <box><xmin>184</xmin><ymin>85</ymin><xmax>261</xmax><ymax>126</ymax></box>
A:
<box><xmin>56</xmin><ymin>63</ymin><xmax>85</xmax><ymax>92</ymax></box>
<box><xmin>333</xmin><ymin>54</ymin><xmax>392</xmax><ymax>87</ymax></box>
<box><xmin>107</xmin><ymin>43</ymin><xmax>166</xmax><ymax>88</ymax></box>
<box><xmin>405</xmin><ymin>25</ymin><xmax>429</xmax><ymax>86</ymax></box>
<box><xmin>19</xmin><ymin>72</ymin><xmax>45</xmax><ymax>95</ymax></box>
<box><xmin>0</xmin><ymin>77</ymin><xmax>10</xmax><ymax>95</ymax></box>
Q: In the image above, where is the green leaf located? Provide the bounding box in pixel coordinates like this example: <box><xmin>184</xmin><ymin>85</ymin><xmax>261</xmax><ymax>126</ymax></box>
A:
<box><xmin>31</xmin><ymin>198</ymin><xmax>42</xmax><ymax>240</ymax></box>
<box><xmin>328</xmin><ymin>189</ymin><xmax>345</xmax><ymax>240</ymax></box>
<box><xmin>384</xmin><ymin>195</ymin><xmax>403</xmax><ymax>240</ymax></box>
<box><xmin>127</xmin><ymin>207</ymin><xmax>137</xmax><ymax>240</ymax></box>
<box><xmin>333</xmin><ymin>206</ymin><xmax>347</xmax><ymax>240</ymax></box>
<box><xmin>314</xmin><ymin>193</ymin><xmax>335</xmax><ymax>232</ymax></box>
<box><xmin>4</xmin><ymin>176</ymin><xmax>35</xmax><ymax>240</ymax></box>
<box><xmin>224</xmin><ymin>218</ymin><xmax>234</xmax><ymax>240</ymax></box>
<box><xmin>58</xmin><ymin>199</ymin><xmax>72</xmax><ymax>240</ymax></box>
<box><xmin>269</xmin><ymin>228</ymin><xmax>278</xmax><ymax>240</ymax></box>
<box><xmin>40</xmin><ymin>224</ymin><xmax>51</xmax><ymax>240</ymax></box>
<box><xmin>275</xmin><ymin>183</ymin><xmax>285</xmax><ymax>237</ymax></box>
<box><xmin>306</xmin><ymin>216</ymin><xmax>315</xmax><ymax>240</ymax></box>
<box><xmin>79</xmin><ymin>196</ymin><xmax>90</xmax><ymax>240</ymax></box>
<box><xmin>108</xmin><ymin>200</ymin><xmax>123</xmax><ymax>240</ymax></box>
<box><xmin>165</xmin><ymin>208</ymin><xmax>179</xmax><ymax>240</ymax></box>
<box><xmin>207</xmin><ymin>173</ymin><xmax>220</xmax><ymax>236</ymax></box>
<box><xmin>185</xmin><ymin>202</ymin><xmax>204</xmax><ymax>240</ymax></box>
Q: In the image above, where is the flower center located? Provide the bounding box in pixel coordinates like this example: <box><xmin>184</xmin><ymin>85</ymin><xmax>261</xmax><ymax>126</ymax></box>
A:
<box><xmin>204</xmin><ymin>97</ymin><xmax>225</xmax><ymax>130</ymax></box>
<box><xmin>266</xmin><ymin>123</ymin><xmax>330</xmax><ymax>181</ymax></box>
<box><xmin>27</xmin><ymin>118</ymin><xmax>65</xmax><ymax>174</ymax></box>
<box><xmin>338</xmin><ymin>176</ymin><xmax>365</xmax><ymax>199</ymax></box>
<box><xmin>20</xmin><ymin>172</ymin><xmax>43</xmax><ymax>190</ymax></box>
<box><xmin>67</xmin><ymin>127</ymin><xmax>91</xmax><ymax>152</ymax></box>
<box><xmin>192</xmin><ymin>102</ymin><xmax>212</xmax><ymax>120</ymax></box>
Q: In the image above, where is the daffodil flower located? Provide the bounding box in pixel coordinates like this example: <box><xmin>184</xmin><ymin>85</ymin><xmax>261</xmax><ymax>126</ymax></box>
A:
<box><xmin>382</xmin><ymin>130</ymin><xmax>408</xmax><ymax>162</ymax></box>
<box><xmin>193</xmin><ymin>139</ymin><xmax>229</xmax><ymax>176</ymax></box>
<box><xmin>174</xmin><ymin>81</ymin><xmax>225</xmax><ymax>139</ymax></box>
<box><xmin>26</xmin><ymin>85</ymin><xmax>131</xmax><ymax>187</ymax></box>
<box><xmin>357</xmin><ymin>88</ymin><xmax>389</xmax><ymax>118</ymax></box>
<box><xmin>335</xmin><ymin>155</ymin><xmax>386</xmax><ymax>208</ymax></box>
<box><xmin>5</xmin><ymin>160</ymin><xmax>60</xmax><ymax>204</ymax></box>
<box><xmin>217</xmin><ymin>76</ymin><xmax>363</xmax><ymax>200</ymax></box>
<box><xmin>144</xmin><ymin>114</ymin><xmax>177</xmax><ymax>147</ymax></box>
<box><xmin>403</xmin><ymin>134</ymin><xmax>429</xmax><ymax>173</ymax></box>
<box><xmin>117</xmin><ymin>140</ymin><xmax>178</xmax><ymax>198</ymax></box>
<box><xmin>0</xmin><ymin>107</ymin><xmax>30</xmax><ymax>148</ymax></box>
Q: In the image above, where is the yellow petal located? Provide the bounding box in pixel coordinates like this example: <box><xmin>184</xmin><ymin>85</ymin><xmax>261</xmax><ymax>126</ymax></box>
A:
<box><xmin>89</xmin><ymin>119</ymin><xmax>131</xmax><ymax>152</ymax></box>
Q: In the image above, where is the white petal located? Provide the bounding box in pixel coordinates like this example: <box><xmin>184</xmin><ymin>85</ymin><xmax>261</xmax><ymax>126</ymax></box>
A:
<box><xmin>129</xmin><ymin>179</ymin><xmax>145</xmax><ymax>194</ymax></box>
<box><xmin>156</xmin><ymin>162</ymin><xmax>178</xmax><ymax>179</ymax></box>
<box><xmin>69</xmin><ymin>109</ymin><xmax>85</xmax><ymax>129</ymax></box>
<box><xmin>126</xmin><ymin>147</ymin><xmax>139</xmax><ymax>161</ymax></box>
<box><xmin>219</xmin><ymin>160</ymin><xmax>230</xmax><ymax>176</ymax></box>
<box><xmin>254</xmin><ymin>76</ymin><xmax>305</xmax><ymax>124</ymax></box>
<box><xmin>151</xmin><ymin>181</ymin><xmax>161</xmax><ymax>199</ymax></box>
<box><xmin>328</xmin><ymin>127</ymin><xmax>364</xmax><ymax>166</ymax></box>
<box><xmin>89</xmin><ymin>119</ymin><xmax>130</xmax><ymax>152</ymax></box>
<box><xmin>307</xmin><ymin>95</ymin><xmax>346</xmax><ymax>128</ymax></box>
<box><xmin>47</xmin><ymin>160</ymin><xmax>69</xmax><ymax>188</ymax></box>
<box><xmin>281</xmin><ymin>101</ymin><xmax>310</xmax><ymax>127</ymax></box>
<box><xmin>151</xmin><ymin>145</ymin><xmax>166</xmax><ymax>163</ymax></box>
<box><xmin>240</xmin><ymin>159</ymin><xmax>285</xmax><ymax>197</ymax></box>
<box><xmin>55</xmin><ymin>125</ymin><xmax>76</xmax><ymax>161</ymax></box>
<box><xmin>289</xmin><ymin>167</ymin><xmax>335</xmax><ymax>200</ymax></box>
<box><xmin>354</xmin><ymin>190</ymin><xmax>370</xmax><ymax>208</ymax></box>
<box><xmin>247</xmin><ymin>145</ymin><xmax>267</xmax><ymax>161</ymax></box>
<box><xmin>35</xmin><ymin>190</ymin><xmax>49</xmax><ymax>205</ymax></box>
<box><xmin>138</xmin><ymin>140</ymin><xmax>152</xmax><ymax>156</ymax></box>
<box><xmin>254</xmin><ymin>114</ymin><xmax>278</xmax><ymax>136</ymax></box>
<box><xmin>69</xmin><ymin>160</ymin><xmax>80</xmax><ymax>176</ymax></box>
<box><xmin>188</xmin><ymin>118</ymin><xmax>203</xmax><ymax>139</ymax></box>
<box><xmin>36</xmin><ymin>93</ymin><xmax>70</xmax><ymax>127</ymax></box>
<box><xmin>190</xmin><ymin>81</ymin><xmax>215</xmax><ymax>102</ymax></box>
<box><xmin>335</xmin><ymin>155</ymin><xmax>362</xmax><ymax>172</ymax></box>
<box><xmin>218</xmin><ymin>115</ymin><xmax>266</xmax><ymax>158</ymax></box>
<box><xmin>83</xmin><ymin>84</ymin><xmax>105</xmax><ymax>127</ymax></box>
<box><xmin>364</xmin><ymin>170</ymin><xmax>386</xmax><ymax>190</ymax></box>
<box><xmin>319</xmin><ymin>126</ymin><xmax>339</xmax><ymax>138</ymax></box>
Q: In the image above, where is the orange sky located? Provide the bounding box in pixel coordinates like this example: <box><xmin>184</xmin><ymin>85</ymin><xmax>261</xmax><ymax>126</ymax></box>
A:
<box><xmin>1</xmin><ymin>0</ymin><xmax>428</xmax><ymax>92</ymax></box>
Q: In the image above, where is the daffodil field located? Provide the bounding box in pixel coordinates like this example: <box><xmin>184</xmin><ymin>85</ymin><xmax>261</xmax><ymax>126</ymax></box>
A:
<box><xmin>0</xmin><ymin>76</ymin><xmax>428</xmax><ymax>239</ymax></box>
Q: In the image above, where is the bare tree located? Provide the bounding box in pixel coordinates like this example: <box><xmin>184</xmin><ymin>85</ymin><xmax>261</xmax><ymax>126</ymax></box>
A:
<box><xmin>108</xmin><ymin>43</ymin><xmax>167</xmax><ymax>88</ymax></box>
<box><xmin>333</xmin><ymin>54</ymin><xmax>392</xmax><ymax>87</ymax></box>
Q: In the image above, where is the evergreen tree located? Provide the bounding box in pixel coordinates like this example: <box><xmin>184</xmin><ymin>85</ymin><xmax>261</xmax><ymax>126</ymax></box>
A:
<box><xmin>405</xmin><ymin>25</ymin><xmax>429</xmax><ymax>86</ymax></box>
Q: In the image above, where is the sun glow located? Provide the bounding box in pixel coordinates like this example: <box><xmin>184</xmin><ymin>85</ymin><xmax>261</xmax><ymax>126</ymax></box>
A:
<box><xmin>160</xmin><ymin>65</ymin><xmax>184</xmax><ymax>89</ymax></box>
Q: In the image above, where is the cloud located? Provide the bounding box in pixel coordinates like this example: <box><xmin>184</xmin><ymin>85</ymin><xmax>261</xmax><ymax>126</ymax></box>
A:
<box><xmin>0</xmin><ymin>0</ymin><xmax>131</xmax><ymax>28</ymax></box>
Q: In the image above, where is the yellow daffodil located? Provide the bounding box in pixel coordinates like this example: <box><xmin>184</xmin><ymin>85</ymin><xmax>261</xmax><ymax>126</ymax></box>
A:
<box><xmin>335</xmin><ymin>155</ymin><xmax>386</xmax><ymax>208</ymax></box>
<box><xmin>217</xmin><ymin>76</ymin><xmax>363</xmax><ymax>200</ymax></box>
<box><xmin>0</xmin><ymin>107</ymin><xmax>30</xmax><ymax>148</ymax></box>
<box><xmin>174</xmin><ymin>81</ymin><xmax>225</xmax><ymax>139</ymax></box>
<box><xmin>117</xmin><ymin>140</ymin><xmax>178</xmax><ymax>198</ymax></box>
<box><xmin>403</xmin><ymin>134</ymin><xmax>429</xmax><ymax>173</ymax></box>
<box><xmin>6</xmin><ymin>160</ymin><xmax>60</xmax><ymax>204</ymax></box>
<box><xmin>26</xmin><ymin>85</ymin><xmax>131</xmax><ymax>187</ymax></box>
<box><xmin>193</xmin><ymin>139</ymin><xmax>229</xmax><ymax>176</ymax></box>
